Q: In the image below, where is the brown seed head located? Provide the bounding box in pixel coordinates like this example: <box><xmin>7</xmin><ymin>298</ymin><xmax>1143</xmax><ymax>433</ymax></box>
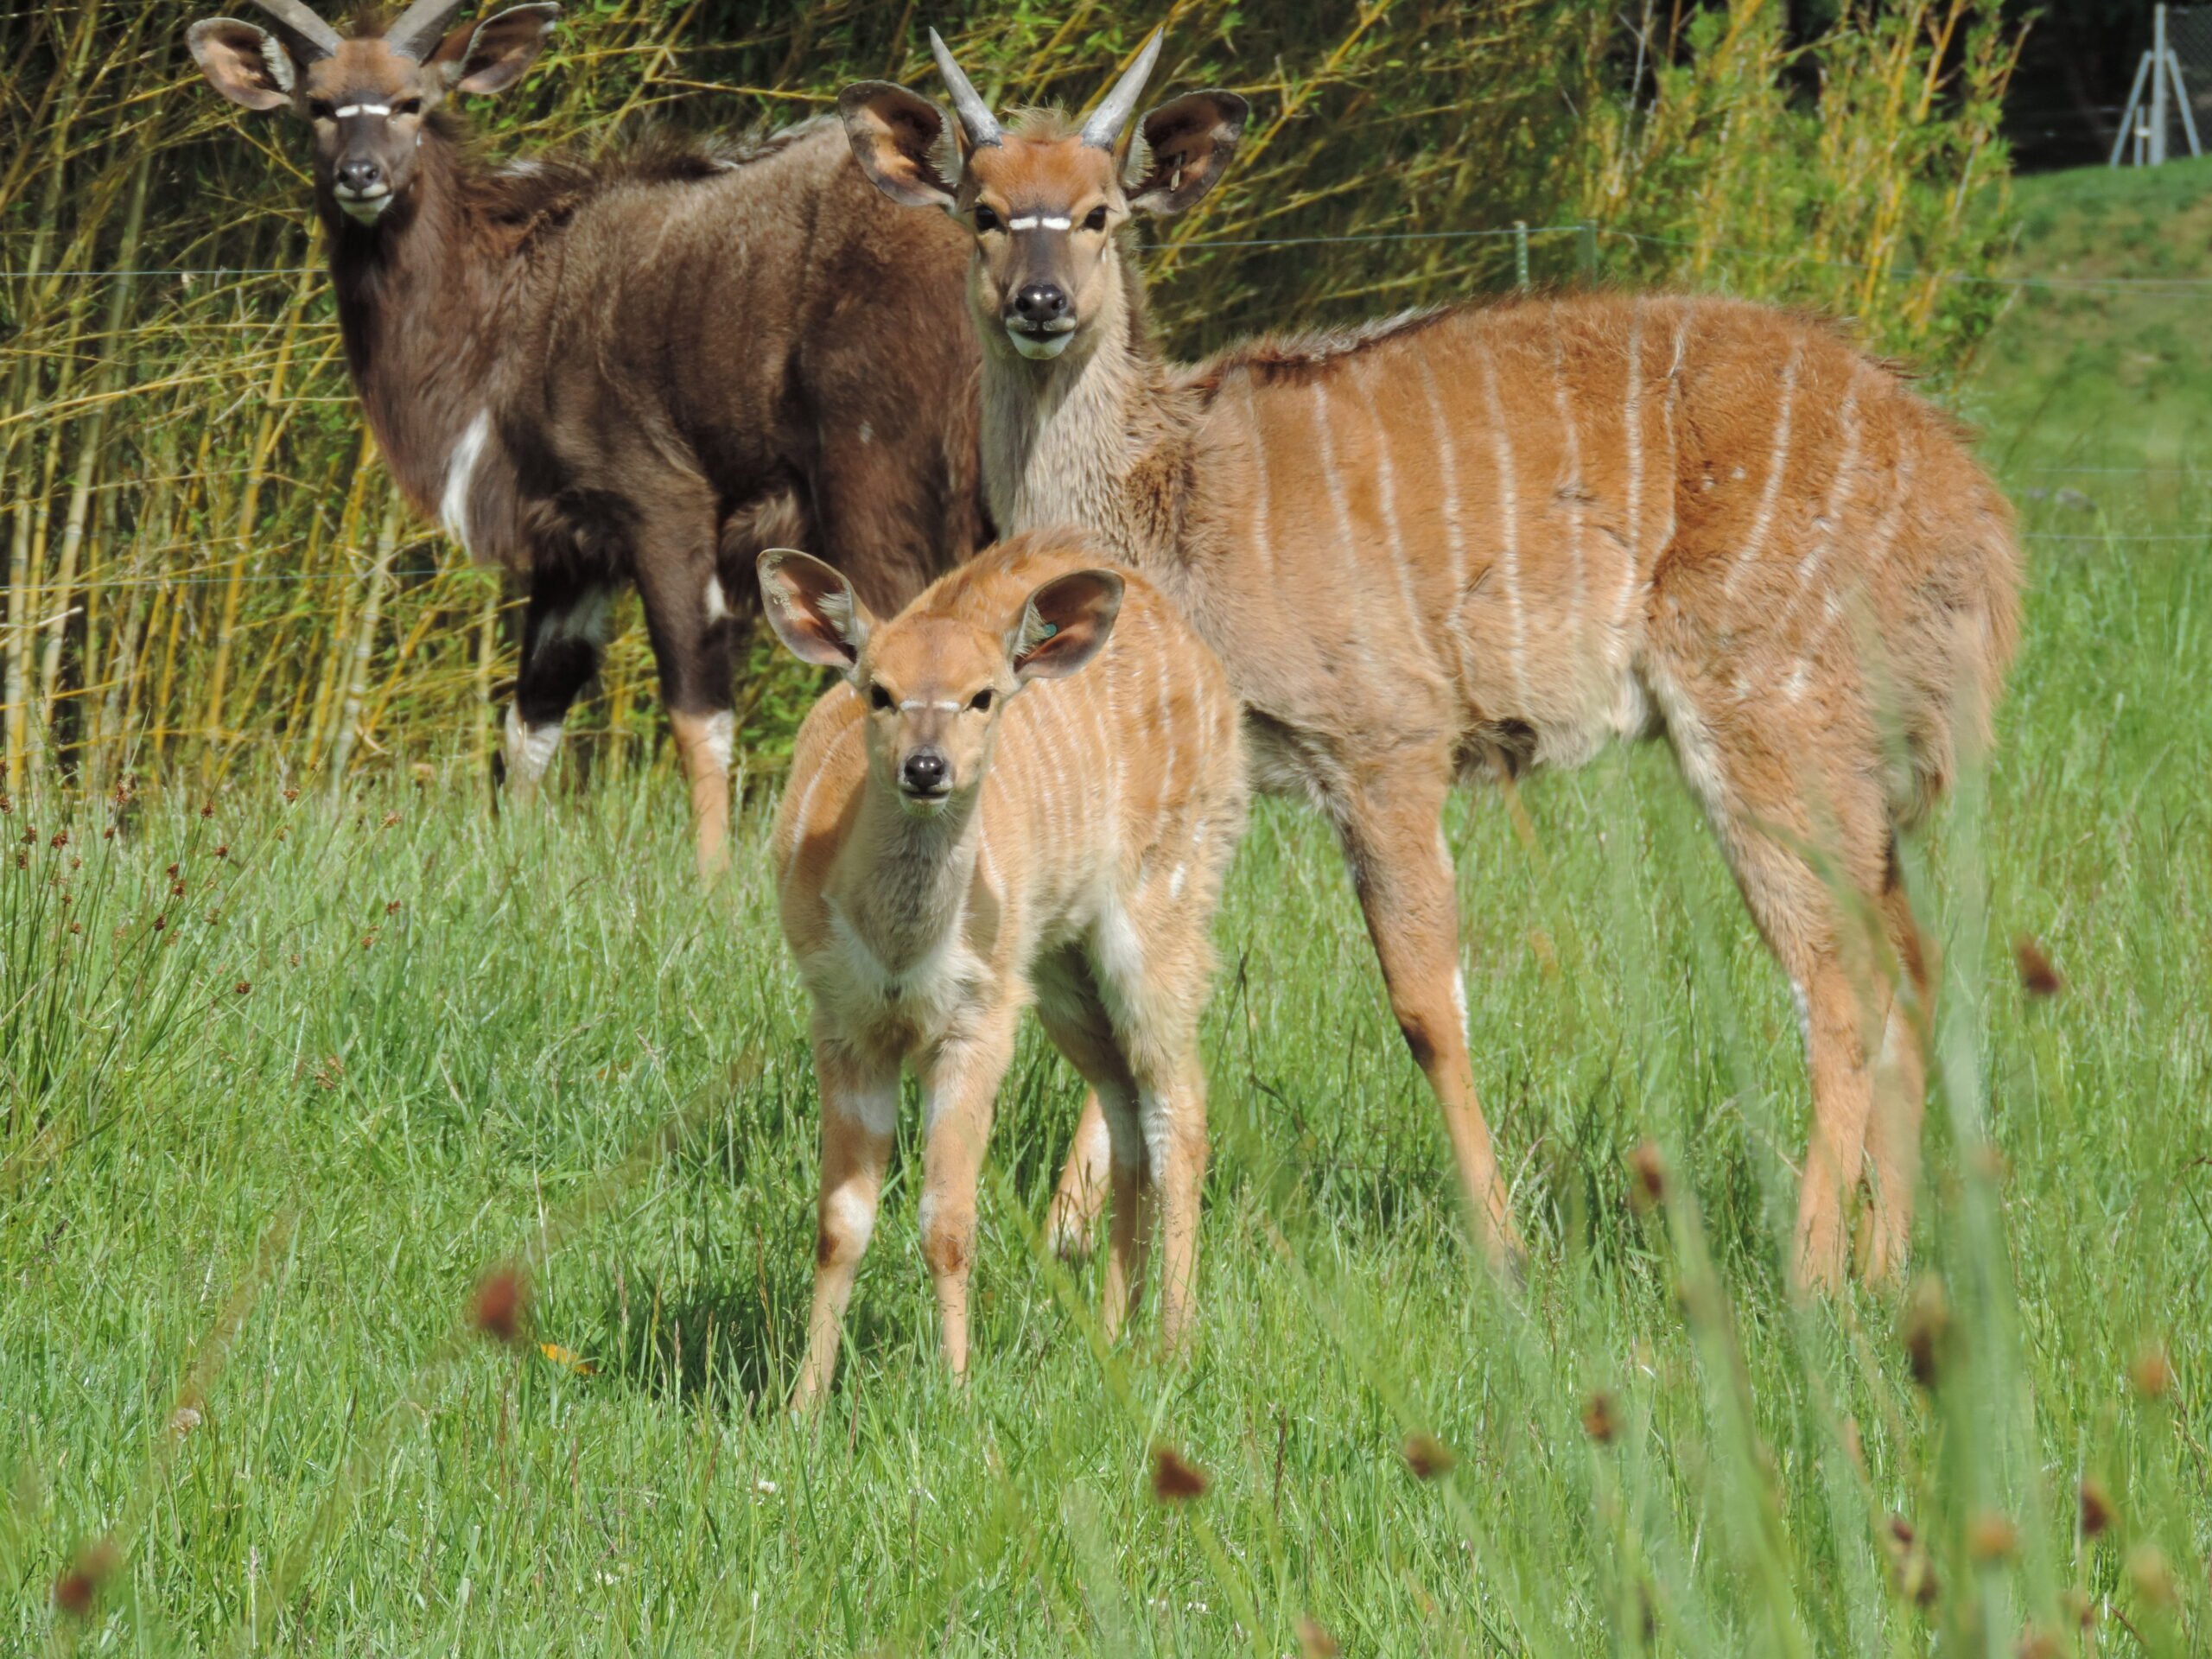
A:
<box><xmin>1581</xmin><ymin>1391</ymin><xmax>1619</xmax><ymax>1445</ymax></box>
<box><xmin>1150</xmin><ymin>1444</ymin><xmax>1207</xmax><ymax>1502</ymax></box>
<box><xmin>1883</xmin><ymin>1513</ymin><xmax>1940</xmax><ymax>1608</ymax></box>
<box><xmin>215</xmin><ymin>845</ymin><xmax>229</xmax><ymax>859</ymax></box>
<box><xmin>1968</xmin><ymin>1510</ymin><xmax>2019</xmax><ymax>1563</ymax></box>
<box><xmin>474</xmin><ymin>1268</ymin><xmax>527</xmax><ymax>1345</ymax></box>
<box><xmin>168</xmin><ymin>1403</ymin><xmax>204</xmax><ymax>1439</ymax></box>
<box><xmin>2130</xmin><ymin>1344</ymin><xmax>2173</xmax><ymax>1400</ymax></box>
<box><xmin>1296</xmin><ymin>1616</ymin><xmax>1340</xmax><ymax>1658</ymax></box>
<box><xmin>2078</xmin><ymin>1477</ymin><xmax>2114</xmax><ymax>1538</ymax></box>
<box><xmin>1627</xmin><ymin>1141</ymin><xmax>1667</xmax><ymax>1211</ymax></box>
<box><xmin>2012</xmin><ymin>937</ymin><xmax>2062</xmax><ymax>998</ymax></box>
<box><xmin>1902</xmin><ymin>1275</ymin><xmax>1950</xmax><ymax>1389</ymax></box>
<box><xmin>1402</xmin><ymin>1432</ymin><xmax>1456</xmax><ymax>1479</ymax></box>
<box><xmin>52</xmin><ymin>1541</ymin><xmax>118</xmax><ymax>1618</ymax></box>
<box><xmin>382</xmin><ymin>811</ymin><xmax>401</xmax><ymax>829</ymax></box>
<box><xmin>234</xmin><ymin>981</ymin><xmax>251</xmax><ymax>996</ymax></box>
<box><xmin>283</xmin><ymin>787</ymin><xmax>299</xmax><ymax>804</ymax></box>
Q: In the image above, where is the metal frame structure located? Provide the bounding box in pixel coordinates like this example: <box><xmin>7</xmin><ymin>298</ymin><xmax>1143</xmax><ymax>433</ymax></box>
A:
<box><xmin>2113</xmin><ymin>4</ymin><xmax>2204</xmax><ymax>167</ymax></box>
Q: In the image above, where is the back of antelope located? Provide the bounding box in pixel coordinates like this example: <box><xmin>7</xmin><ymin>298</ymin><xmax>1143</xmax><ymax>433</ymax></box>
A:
<box><xmin>760</xmin><ymin>531</ymin><xmax>1246</xmax><ymax>1407</ymax></box>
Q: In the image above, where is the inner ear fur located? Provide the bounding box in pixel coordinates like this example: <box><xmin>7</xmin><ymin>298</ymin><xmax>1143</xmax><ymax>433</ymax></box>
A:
<box><xmin>838</xmin><ymin>82</ymin><xmax>963</xmax><ymax>209</ymax></box>
<box><xmin>758</xmin><ymin>549</ymin><xmax>874</xmax><ymax>671</ymax></box>
<box><xmin>188</xmin><ymin>18</ymin><xmax>296</xmax><ymax>111</ymax></box>
<box><xmin>1127</xmin><ymin>90</ymin><xmax>1247</xmax><ymax>216</ymax></box>
<box><xmin>1011</xmin><ymin>569</ymin><xmax>1125</xmax><ymax>682</ymax></box>
<box><xmin>429</xmin><ymin>3</ymin><xmax>560</xmax><ymax>96</ymax></box>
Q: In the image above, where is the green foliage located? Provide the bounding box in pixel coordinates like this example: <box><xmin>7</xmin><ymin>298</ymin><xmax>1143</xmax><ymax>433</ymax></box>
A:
<box><xmin>1</xmin><ymin>478</ymin><xmax>2205</xmax><ymax>1649</ymax></box>
<box><xmin>1</xmin><ymin>0</ymin><xmax>2020</xmax><ymax>793</ymax></box>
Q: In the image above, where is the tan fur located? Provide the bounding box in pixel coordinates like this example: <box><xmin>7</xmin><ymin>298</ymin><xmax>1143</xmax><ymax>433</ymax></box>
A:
<box><xmin>849</xmin><ymin>89</ymin><xmax>2022</xmax><ymax>1290</ymax></box>
<box><xmin>769</xmin><ymin>532</ymin><xmax>1247</xmax><ymax>1405</ymax></box>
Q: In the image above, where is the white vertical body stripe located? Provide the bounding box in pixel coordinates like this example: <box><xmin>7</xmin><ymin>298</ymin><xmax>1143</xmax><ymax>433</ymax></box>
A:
<box><xmin>1549</xmin><ymin>308</ymin><xmax>1588</xmax><ymax>666</ymax></box>
<box><xmin>1238</xmin><ymin>374</ymin><xmax>1275</xmax><ymax>578</ymax></box>
<box><xmin>1721</xmin><ymin>341</ymin><xmax>1802</xmax><ymax>598</ymax></box>
<box><xmin>1475</xmin><ymin>341</ymin><xmax>1534</xmax><ymax>713</ymax></box>
<box><xmin>1612</xmin><ymin>300</ymin><xmax>1646</xmax><ymax>661</ymax></box>
<box><xmin>1413</xmin><ymin>352</ymin><xmax>1471</xmax><ymax>691</ymax></box>
<box><xmin>1355</xmin><ymin>359</ymin><xmax>1442</xmax><ymax>681</ymax></box>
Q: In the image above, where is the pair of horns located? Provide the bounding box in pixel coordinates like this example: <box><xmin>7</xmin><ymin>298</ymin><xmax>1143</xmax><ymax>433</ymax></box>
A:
<box><xmin>250</xmin><ymin>0</ymin><xmax>468</xmax><ymax>60</ymax></box>
<box><xmin>928</xmin><ymin>26</ymin><xmax>1161</xmax><ymax>151</ymax></box>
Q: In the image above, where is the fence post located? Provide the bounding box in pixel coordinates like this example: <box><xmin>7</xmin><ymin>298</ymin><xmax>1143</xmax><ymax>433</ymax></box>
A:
<box><xmin>1513</xmin><ymin>220</ymin><xmax>1529</xmax><ymax>290</ymax></box>
<box><xmin>1576</xmin><ymin>223</ymin><xmax>1598</xmax><ymax>283</ymax></box>
<box><xmin>2152</xmin><ymin>4</ymin><xmax>2170</xmax><ymax>166</ymax></box>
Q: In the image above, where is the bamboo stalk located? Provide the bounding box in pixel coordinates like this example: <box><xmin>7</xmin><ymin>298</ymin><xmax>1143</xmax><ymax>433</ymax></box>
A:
<box><xmin>327</xmin><ymin>493</ymin><xmax>403</xmax><ymax>799</ymax></box>
<box><xmin>35</xmin><ymin>147</ymin><xmax>153</xmax><ymax>775</ymax></box>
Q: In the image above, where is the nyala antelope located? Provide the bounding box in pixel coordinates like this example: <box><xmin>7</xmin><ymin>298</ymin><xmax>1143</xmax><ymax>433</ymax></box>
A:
<box><xmin>188</xmin><ymin>0</ymin><xmax>988</xmax><ymax>874</ymax></box>
<box><xmin>842</xmin><ymin>32</ymin><xmax>2023</xmax><ymax>1289</ymax></box>
<box><xmin>761</xmin><ymin>531</ymin><xmax>1246</xmax><ymax>1405</ymax></box>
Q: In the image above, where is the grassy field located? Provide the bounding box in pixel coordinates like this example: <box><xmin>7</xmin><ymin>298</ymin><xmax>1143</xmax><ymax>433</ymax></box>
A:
<box><xmin>5</xmin><ymin>166</ymin><xmax>2211</xmax><ymax>1654</ymax></box>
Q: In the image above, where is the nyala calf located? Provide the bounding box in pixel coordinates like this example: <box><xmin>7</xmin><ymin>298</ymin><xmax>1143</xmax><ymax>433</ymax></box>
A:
<box><xmin>760</xmin><ymin>531</ymin><xmax>1248</xmax><ymax>1406</ymax></box>
<box><xmin>843</xmin><ymin>30</ymin><xmax>2023</xmax><ymax>1289</ymax></box>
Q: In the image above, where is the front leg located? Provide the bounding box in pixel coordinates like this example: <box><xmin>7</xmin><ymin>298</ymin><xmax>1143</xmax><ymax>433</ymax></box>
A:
<box><xmin>502</xmin><ymin>575</ymin><xmax>613</xmax><ymax>804</ymax></box>
<box><xmin>917</xmin><ymin>1011</ymin><xmax>1020</xmax><ymax>1384</ymax></box>
<box><xmin>792</xmin><ymin>1040</ymin><xmax>899</xmax><ymax>1413</ymax></box>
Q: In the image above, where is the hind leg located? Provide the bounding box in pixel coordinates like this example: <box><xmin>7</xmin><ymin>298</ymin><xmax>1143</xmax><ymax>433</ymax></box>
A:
<box><xmin>1032</xmin><ymin>969</ymin><xmax>1150</xmax><ymax>1342</ymax></box>
<box><xmin>1045</xmin><ymin>1095</ymin><xmax>1113</xmax><ymax>1263</ymax></box>
<box><xmin>1862</xmin><ymin>864</ymin><xmax>1932</xmax><ymax>1284</ymax></box>
<box><xmin>1649</xmin><ymin>669</ymin><xmax>1895</xmax><ymax>1292</ymax></box>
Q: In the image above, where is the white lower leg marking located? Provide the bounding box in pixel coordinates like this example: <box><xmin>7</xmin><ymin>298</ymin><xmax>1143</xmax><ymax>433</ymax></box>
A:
<box><xmin>825</xmin><ymin>1183</ymin><xmax>877</xmax><ymax>1255</ymax></box>
<box><xmin>696</xmin><ymin>709</ymin><xmax>735</xmax><ymax>776</ymax></box>
<box><xmin>704</xmin><ymin>575</ymin><xmax>733</xmax><ymax>624</ymax></box>
<box><xmin>503</xmin><ymin>702</ymin><xmax>563</xmax><ymax>785</ymax></box>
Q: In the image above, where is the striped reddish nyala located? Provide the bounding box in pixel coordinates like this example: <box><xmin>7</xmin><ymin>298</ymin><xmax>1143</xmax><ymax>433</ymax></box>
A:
<box><xmin>188</xmin><ymin>1</ymin><xmax>987</xmax><ymax>874</ymax></box>
<box><xmin>842</xmin><ymin>31</ymin><xmax>2023</xmax><ymax>1290</ymax></box>
<box><xmin>761</xmin><ymin>531</ymin><xmax>1246</xmax><ymax>1406</ymax></box>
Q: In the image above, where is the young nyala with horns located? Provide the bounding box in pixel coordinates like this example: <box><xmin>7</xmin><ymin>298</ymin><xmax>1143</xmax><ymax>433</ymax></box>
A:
<box><xmin>762</xmin><ymin>531</ymin><xmax>1246</xmax><ymax>1406</ymax></box>
<box><xmin>841</xmin><ymin>30</ymin><xmax>2023</xmax><ymax>1290</ymax></box>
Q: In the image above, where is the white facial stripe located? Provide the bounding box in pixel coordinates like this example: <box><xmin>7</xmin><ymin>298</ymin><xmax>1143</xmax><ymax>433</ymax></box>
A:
<box><xmin>334</xmin><ymin>104</ymin><xmax>392</xmax><ymax>118</ymax></box>
<box><xmin>1006</xmin><ymin>215</ymin><xmax>1073</xmax><ymax>232</ymax></box>
<box><xmin>897</xmin><ymin>699</ymin><xmax>963</xmax><ymax>713</ymax></box>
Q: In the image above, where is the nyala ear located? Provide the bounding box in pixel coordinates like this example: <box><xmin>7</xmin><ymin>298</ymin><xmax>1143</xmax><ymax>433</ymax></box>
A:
<box><xmin>1127</xmin><ymin>91</ymin><xmax>1246</xmax><ymax>216</ymax></box>
<box><xmin>838</xmin><ymin>82</ymin><xmax>963</xmax><ymax>210</ymax></box>
<box><xmin>429</xmin><ymin>3</ymin><xmax>559</xmax><ymax>96</ymax></box>
<box><xmin>1009</xmin><ymin>569</ymin><xmax>1124</xmax><ymax>683</ymax></box>
<box><xmin>758</xmin><ymin>549</ymin><xmax>874</xmax><ymax>671</ymax></box>
<box><xmin>188</xmin><ymin>18</ymin><xmax>296</xmax><ymax>111</ymax></box>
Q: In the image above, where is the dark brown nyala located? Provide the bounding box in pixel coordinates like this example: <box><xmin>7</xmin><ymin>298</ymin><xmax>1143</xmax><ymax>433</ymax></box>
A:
<box><xmin>188</xmin><ymin>0</ymin><xmax>988</xmax><ymax>872</ymax></box>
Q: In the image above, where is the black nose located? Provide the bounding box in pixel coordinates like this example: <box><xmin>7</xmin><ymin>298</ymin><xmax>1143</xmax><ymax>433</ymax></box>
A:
<box><xmin>336</xmin><ymin>156</ymin><xmax>384</xmax><ymax>194</ymax></box>
<box><xmin>901</xmin><ymin>749</ymin><xmax>948</xmax><ymax>792</ymax></box>
<box><xmin>1012</xmin><ymin>283</ymin><xmax>1068</xmax><ymax>326</ymax></box>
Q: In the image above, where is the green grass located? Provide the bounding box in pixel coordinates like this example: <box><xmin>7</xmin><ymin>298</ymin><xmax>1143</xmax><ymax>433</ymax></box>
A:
<box><xmin>6</xmin><ymin>171</ymin><xmax>2212</xmax><ymax>1653</ymax></box>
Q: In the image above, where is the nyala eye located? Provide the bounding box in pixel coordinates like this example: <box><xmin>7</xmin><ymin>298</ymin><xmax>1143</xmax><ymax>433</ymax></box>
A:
<box><xmin>973</xmin><ymin>205</ymin><xmax>1002</xmax><ymax>233</ymax></box>
<box><xmin>868</xmin><ymin>684</ymin><xmax>893</xmax><ymax>711</ymax></box>
<box><xmin>1083</xmin><ymin>205</ymin><xmax>1109</xmax><ymax>232</ymax></box>
<box><xmin>969</xmin><ymin>689</ymin><xmax>994</xmax><ymax>713</ymax></box>
<box><xmin>394</xmin><ymin>98</ymin><xmax>423</xmax><ymax>117</ymax></box>
<box><xmin>308</xmin><ymin>100</ymin><xmax>334</xmax><ymax>121</ymax></box>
